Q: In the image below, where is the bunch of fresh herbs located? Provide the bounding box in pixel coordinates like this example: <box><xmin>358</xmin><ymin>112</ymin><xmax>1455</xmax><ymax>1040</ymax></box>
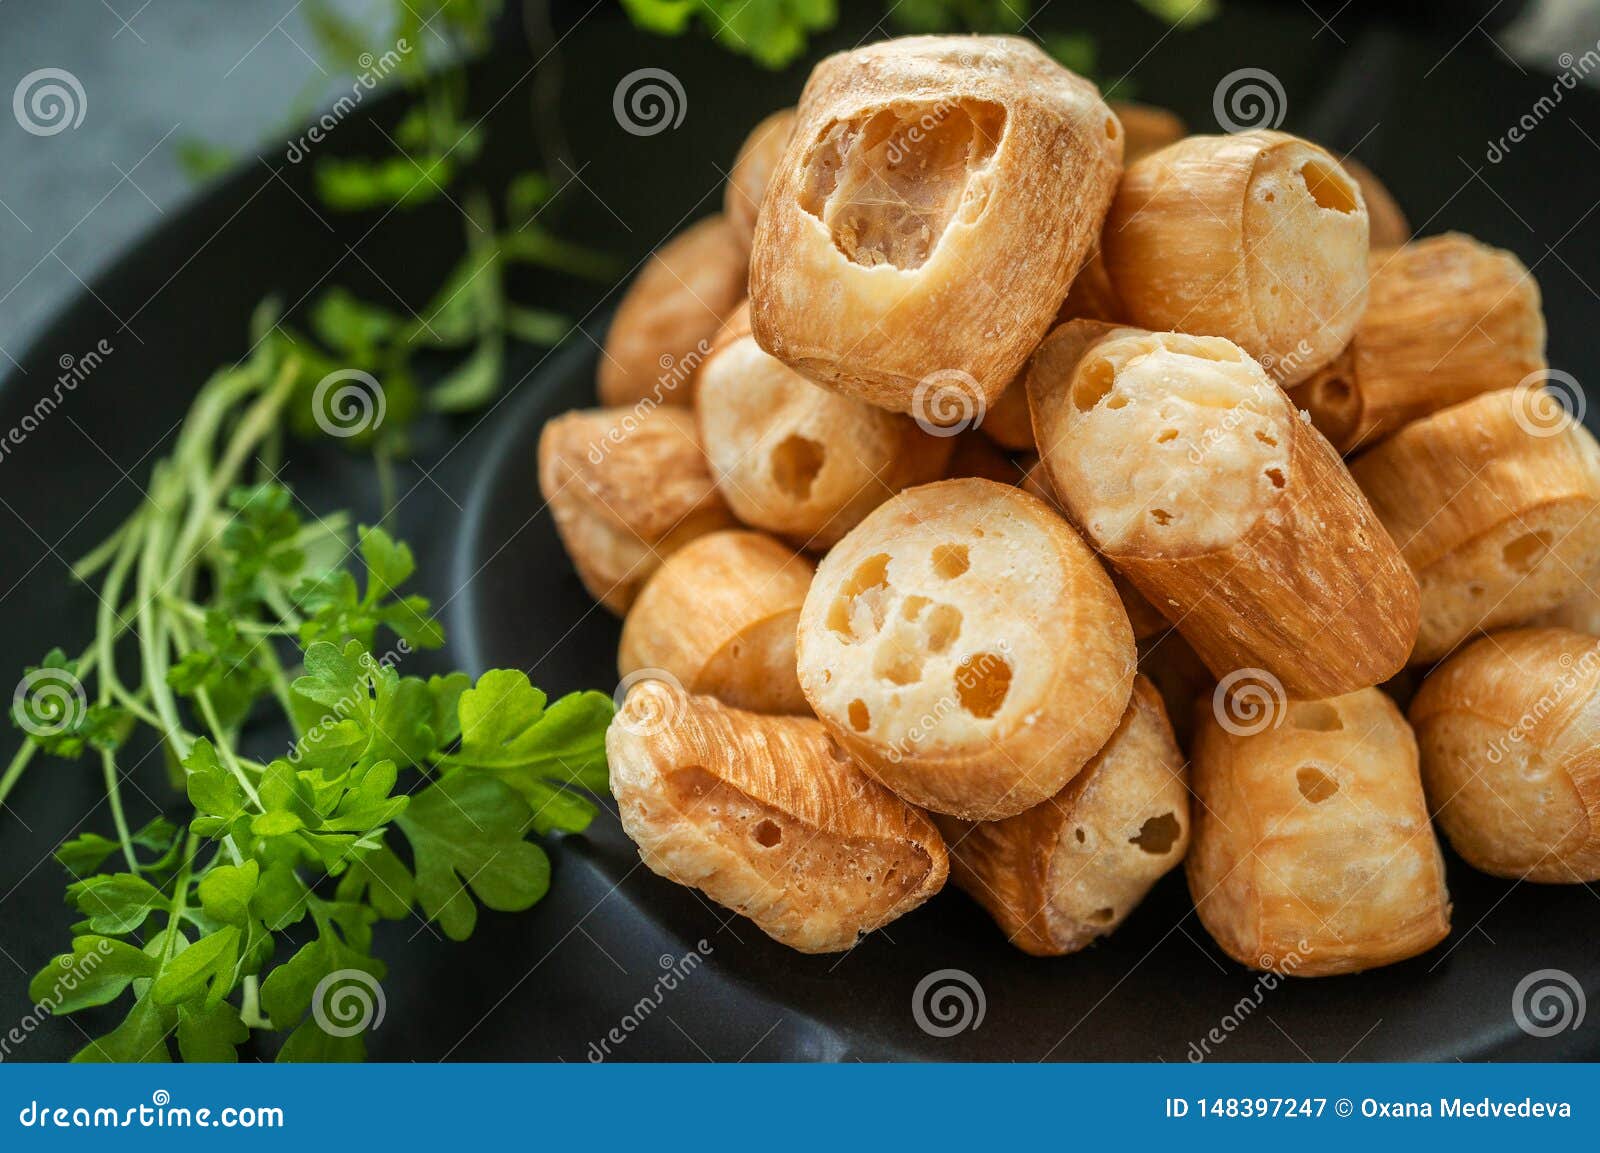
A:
<box><xmin>6</xmin><ymin>326</ymin><xmax>612</xmax><ymax>1061</ymax></box>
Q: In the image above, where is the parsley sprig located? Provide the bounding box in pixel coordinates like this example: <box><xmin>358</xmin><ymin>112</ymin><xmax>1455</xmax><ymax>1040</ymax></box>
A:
<box><xmin>5</xmin><ymin>336</ymin><xmax>612</xmax><ymax>1062</ymax></box>
<box><xmin>619</xmin><ymin>0</ymin><xmax>1216</xmax><ymax>69</ymax></box>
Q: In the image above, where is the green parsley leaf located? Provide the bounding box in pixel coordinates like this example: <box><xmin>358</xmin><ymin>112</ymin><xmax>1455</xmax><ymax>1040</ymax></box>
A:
<box><xmin>177</xmin><ymin>999</ymin><xmax>250</xmax><ymax>1063</ymax></box>
<box><xmin>66</xmin><ymin>873</ymin><xmax>166</xmax><ymax>936</ymax></box>
<box><xmin>54</xmin><ymin>832</ymin><xmax>123</xmax><ymax>876</ymax></box>
<box><xmin>622</xmin><ymin>0</ymin><xmax>838</xmax><ymax>68</ymax></box>
<box><xmin>295</xmin><ymin>528</ymin><xmax>443</xmax><ymax>651</ymax></box>
<box><xmin>29</xmin><ymin>936</ymin><xmax>159</xmax><ymax>1014</ymax></box>
<box><xmin>151</xmin><ymin>926</ymin><xmax>241</xmax><ymax>1009</ymax></box>
<box><xmin>13</xmin><ymin>650</ymin><xmax>130</xmax><ymax>758</ymax></box>
<box><xmin>447</xmin><ymin>670</ymin><xmax>613</xmax><ymax>796</ymax></box>
<box><xmin>395</xmin><ymin>770</ymin><xmax>551</xmax><ymax>941</ymax></box>
<box><xmin>73</xmin><ymin>996</ymin><xmax>175</xmax><ymax>1063</ymax></box>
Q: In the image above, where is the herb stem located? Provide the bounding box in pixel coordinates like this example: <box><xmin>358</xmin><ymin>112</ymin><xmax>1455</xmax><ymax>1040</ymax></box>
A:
<box><xmin>194</xmin><ymin>689</ymin><xmax>262</xmax><ymax>810</ymax></box>
<box><xmin>99</xmin><ymin>510</ymin><xmax>164</xmax><ymax>730</ymax></box>
<box><xmin>258</xmin><ymin>643</ymin><xmax>297</xmax><ymax>722</ymax></box>
<box><xmin>240</xmin><ymin>975</ymin><xmax>269</xmax><ymax>1031</ymax></box>
<box><xmin>163</xmin><ymin>599</ymin><xmax>297</xmax><ymax>636</ymax></box>
<box><xmin>70</xmin><ymin>522</ymin><xmax>129</xmax><ymax>583</ymax></box>
<box><xmin>138</xmin><ymin>464</ymin><xmax>194</xmax><ymax>762</ymax></box>
<box><xmin>0</xmin><ymin>742</ymin><xmax>39</xmax><ymax>814</ymax></box>
<box><xmin>99</xmin><ymin>746</ymin><xmax>140</xmax><ymax>873</ymax></box>
<box><xmin>163</xmin><ymin>826</ymin><xmax>202</xmax><ymax>966</ymax></box>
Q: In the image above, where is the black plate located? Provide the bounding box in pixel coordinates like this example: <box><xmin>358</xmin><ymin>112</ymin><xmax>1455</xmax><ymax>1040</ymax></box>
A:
<box><xmin>3</xmin><ymin>4</ymin><xmax>1598</xmax><ymax>1061</ymax></box>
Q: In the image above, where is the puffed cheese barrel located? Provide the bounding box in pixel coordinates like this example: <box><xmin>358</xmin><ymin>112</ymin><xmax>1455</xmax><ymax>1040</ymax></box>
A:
<box><xmin>599</xmin><ymin>215</ymin><xmax>745</xmax><ymax>408</ymax></box>
<box><xmin>1028</xmin><ymin>320</ymin><xmax>1418</xmax><ymax>699</ymax></box>
<box><xmin>935</xmin><ymin>677</ymin><xmax>1189</xmax><ymax>956</ymax></box>
<box><xmin>1109</xmin><ymin>100</ymin><xmax>1184</xmax><ymax>164</ymax></box>
<box><xmin>750</xmin><ymin>35</ymin><xmax>1122</xmax><ymax>417</ymax></box>
<box><xmin>1349</xmin><ymin>388</ymin><xmax>1600</xmax><ymax>664</ymax></box>
<box><xmin>724</xmin><ymin>108</ymin><xmax>795</xmax><ymax>255</ymax></box>
<box><xmin>608</xmin><ymin>681</ymin><xmax>948</xmax><ymax>953</ymax></box>
<box><xmin>619</xmin><ymin>530</ymin><xmax>813</xmax><ymax>714</ymax></box>
<box><xmin>1188</xmin><ymin>686</ymin><xmax>1451</xmax><ymax>976</ymax></box>
<box><xmin>538</xmin><ymin>407</ymin><xmax>737</xmax><ymax>614</ymax></box>
<box><xmin>1410</xmin><ymin>628</ymin><xmax>1600</xmax><ymax>882</ymax></box>
<box><xmin>1290</xmin><ymin>234</ymin><xmax>1545</xmax><ymax>452</ymax></box>
<box><xmin>1102</xmin><ymin>130</ymin><xmax>1368</xmax><ymax>386</ymax></box>
<box><xmin>795</xmin><ymin>477</ymin><xmax>1135</xmax><ymax>821</ymax></box>
<box><xmin>696</xmin><ymin>304</ymin><xmax>953</xmax><ymax>550</ymax></box>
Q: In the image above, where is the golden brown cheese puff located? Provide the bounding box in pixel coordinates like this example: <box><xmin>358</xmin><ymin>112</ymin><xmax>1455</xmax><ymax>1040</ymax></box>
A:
<box><xmin>1103</xmin><ymin>131</ymin><xmax>1368</xmax><ymax>386</ymax></box>
<box><xmin>1188</xmin><ymin>686</ymin><xmax>1451</xmax><ymax>976</ymax></box>
<box><xmin>619</xmin><ymin>530</ymin><xmax>814</xmax><ymax>715</ymax></box>
<box><xmin>796</xmin><ymin>478</ymin><xmax>1135</xmax><ymax>821</ymax></box>
<box><xmin>936</xmin><ymin>678</ymin><xmax>1189</xmax><ymax>956</ymax></box>
<box><xmin>1350</xmin><ymin>387</ymin><xmax>1600</xmax><ymax>664</ymax></box>
<box><xmin>1029</xmin><ymin>321</ymin><xmax>1417</xmax><ymax>698</ymax></box>
<box><xmin>1291</xmin><ymin>234</ymin><xmax>1545</xmax><ymax>453</ymax></box>
<box><xmin>695</xmin><ymin>304</ymin><xmax>952</xmax><ymax>551</ymax></box>
<box><xmin>608</xmin><ymin>682</ymin><xmax>948</xmax><ymax>953</ymax></box>
<box><xmin>1410</xmin><ymin>627</ymin><xmax>1600</xmax><ymax>882</ymax></box>
<box><xmin>538</xmin><ymin>407</ymin><xmax>735</xmax><ymax>614</ymax></box>
<box><xmin>599</xmin><ymin>215</ymin><xmax>745</xmax><ymax>408</ymax></box>
<box><xmin>724</xmin><ymin>108</ymin><xmax>795</xmax><ymax>255</ymax></box>
<box><xmin>750</xmin><ymin>36</ymin><xmax>1121</xmax><ymax>417</ymax></box>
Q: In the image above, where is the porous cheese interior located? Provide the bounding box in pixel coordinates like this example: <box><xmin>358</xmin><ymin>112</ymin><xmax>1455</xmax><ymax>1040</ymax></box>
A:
<box><xmin>1243</xmin><ymin>142</ymin><xmax>1367</xmax><ymax>364</ymax></box>
<box><xmin>798</xmin><ymin>100</ymin><xmax>1006</xmax><ymax>271</ymax></box>
<box><xmin>1053</xmin><ymin>332</ymin><xmax>1291</xmax><ymax>556</ymax></box>
<box><xmin>810</xmin><ymin>497</ymin><xmax>1083</xmax><ymax>757</ymax></box>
